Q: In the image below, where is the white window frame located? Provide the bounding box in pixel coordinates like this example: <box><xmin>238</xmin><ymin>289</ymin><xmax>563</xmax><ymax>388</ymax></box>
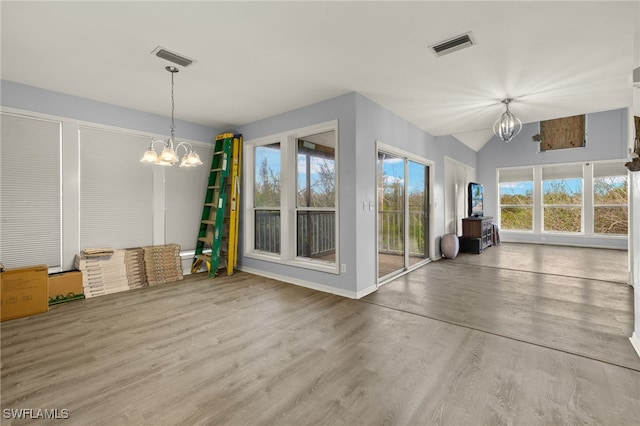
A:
<box><xmin>244</xmin><ymin>120</ymin><xmax>339</xmax><ymax>274</ymax></box>
<box><xmin>497</xmin><ymin>168</ymin><xmax>534</xmax><ymax>233</ymax></box>
<box><xmin>295</xmin><ymin>133</ymin><xmax>337</xmax><ymax>265</ymax></box>
<box><xmin>542</xmin><ymin>167</ymin><xmax>584</xmax><ymax>235</ymax></box>
<box><xmin>591</xmin><ymin>162</ymin><xmax>629</xmax><ymax>237</ymax></box>
<box><xmin>248</xmin><ymin>138</ymin><xmax>284</xmax><ymax>257</ymax></box>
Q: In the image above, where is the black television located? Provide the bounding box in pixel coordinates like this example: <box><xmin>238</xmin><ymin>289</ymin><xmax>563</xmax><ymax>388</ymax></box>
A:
<box><xmin>468</xmin><ymin>182</ymin><xmax>484</xmax><ymax>217</ymax></box>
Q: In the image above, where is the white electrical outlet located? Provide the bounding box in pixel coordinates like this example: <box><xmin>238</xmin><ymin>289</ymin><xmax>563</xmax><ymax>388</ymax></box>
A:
<box><xmin>341</xmin><ymin>263</ymin><xmax>347</xmax><ymax>273</ymax></box>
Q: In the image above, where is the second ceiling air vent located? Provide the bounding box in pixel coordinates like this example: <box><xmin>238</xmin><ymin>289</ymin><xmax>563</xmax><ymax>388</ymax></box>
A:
<box><xmin>430</xmin><ymin>32</ymin><xmax>475</xmax><ymax>57</ymax></box>
<box><xmin>151</xmin><ymin>46</ymin><xmax>196</xmax><ymax>68</ymax></box>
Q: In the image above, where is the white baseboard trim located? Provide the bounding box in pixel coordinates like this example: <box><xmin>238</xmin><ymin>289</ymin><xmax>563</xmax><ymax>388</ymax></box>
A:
<box><xmin>630</xmin><ymin>332</ymin><xmax>640</xmax><ymax>359</ymax></box>
<box><xmin>237</xmin><ymin>266</ymin><xmax>359</xmax><ymax>299</ymax></box>
<box><xmin>356</xmin><ymin>284</ymin><xmax>378</xmax><ymax>299</ymax></box>
<box><xmin>499</xmin><ymin>237</ymin><xmax>627</xmax><ymax>251</ymax></box>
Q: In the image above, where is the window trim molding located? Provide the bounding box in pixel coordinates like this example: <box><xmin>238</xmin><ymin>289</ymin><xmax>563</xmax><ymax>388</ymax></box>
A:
<box><xmin>243</xmin><ymin>120</ymin><xmax>340</xmax><ymax>274</ymax></box>
<box><xmin>498</xmin><ymin>176</ymin><xmax>535</xmax><ymax>232</ymax></box>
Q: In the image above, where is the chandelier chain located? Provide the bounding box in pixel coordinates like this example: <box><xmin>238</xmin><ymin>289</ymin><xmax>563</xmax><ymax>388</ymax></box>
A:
<box><xmin>170</xmin><ymin>69</ymin><xmax>175</xmax><ymax>139</ymax></box>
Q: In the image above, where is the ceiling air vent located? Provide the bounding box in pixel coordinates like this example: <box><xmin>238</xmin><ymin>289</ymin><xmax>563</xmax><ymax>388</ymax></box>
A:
<box><xmin>430</xmin><ymin>32</ymin><xmax>475</xmax><ymax>57</ymax></box>
<box><xmin>151</xmin><ymin>46</ymin><xmax>196</xmax><ymax>68</ymax></box>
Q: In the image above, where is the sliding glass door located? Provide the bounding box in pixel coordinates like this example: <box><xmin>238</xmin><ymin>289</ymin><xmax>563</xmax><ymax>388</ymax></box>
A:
<box><xmin>377</xmin><ymin>152</ymin><xmax>405</xmax><ymax>279</ymax></box>
<box><xmin>377</xmin><ymin>149</ymin><xmax>430</xmax><ymax>281</ymax></box>
<box><xmin>408</xmin><ymin>160</ymin><xmax>428</xmax><ymax>267</ymax></box>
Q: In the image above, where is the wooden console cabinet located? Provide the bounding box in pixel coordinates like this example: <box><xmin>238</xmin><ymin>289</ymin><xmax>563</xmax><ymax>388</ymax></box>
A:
<box><xmin>460</xmin><ymin>216</ymin><xmax>493</xmax><ymax>254</ymax></box>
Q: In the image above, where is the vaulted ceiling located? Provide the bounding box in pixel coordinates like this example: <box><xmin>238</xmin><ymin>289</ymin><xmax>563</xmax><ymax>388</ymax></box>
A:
<box><xmin>2</xmin><ymin>1</ymin><xmax>638</xmax><ymax>151</ymax></box>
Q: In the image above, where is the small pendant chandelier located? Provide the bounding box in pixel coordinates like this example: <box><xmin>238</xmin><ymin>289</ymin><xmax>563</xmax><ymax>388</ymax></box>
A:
<box><xmin>140</xmin><ymin>66</ymin><xmax>203</xmax><ymax>167</ymax></box>
<box><xmin>493</xmin><ymin>98</ymin><xmax>522</xmax><ymax>143</ymax></box>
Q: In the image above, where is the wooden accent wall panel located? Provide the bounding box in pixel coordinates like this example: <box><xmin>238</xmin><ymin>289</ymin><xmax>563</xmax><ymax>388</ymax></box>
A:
<box><xmin>539</xmin><ymin>114</ymin><xmax>585</xmax><ymax>151</ymax></box>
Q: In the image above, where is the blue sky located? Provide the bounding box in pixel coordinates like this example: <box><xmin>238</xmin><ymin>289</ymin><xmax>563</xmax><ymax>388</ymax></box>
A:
<box><xmin>258</xmin><ymin>147</ymin><xmax>429</xmax><ymax>194</ymax></box>
<box><xmin>296</xmin><ymin>154</ymin><xmax>334</xmax><ymax>192</ymax></box>
<box><xmin>499</xmin><ymin>181</ymin><xmax>534</xmax><ymax>195</ymax></box>
<box><xmin>500</xmin><ymin>179</ymin><xmax>585</xmax><ymax>196</ymax></box>
<box><xmin>255</xmin><ymin>145</ymin><xmax>281</xmax><ymax>184</ymax></box>
<box><xmin>255</xmin><ymin>145</ymin><xmax>337</xmax><ymax>194</ymax></box>
<box><xmin>502</xmin><ymin>176</ymin><xmax>626</xmax><ymax>196</ymax></box>
<box><xmin>380</xmin><ymin>158</ymin><xmax>426</xmax><ymax>194</ymax></box>
<box><xmin>543</xmin><ymin>178</ymin><xmax>582</xmax><ymax>195</ymax></box>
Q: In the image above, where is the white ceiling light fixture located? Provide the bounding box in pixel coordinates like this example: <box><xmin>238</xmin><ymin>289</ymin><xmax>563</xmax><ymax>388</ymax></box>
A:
<box><xmin>140</xmin><ymin>66</ymin><xmax>203</xmax><ymax>168</ymax></box>
<box><xmin>493</xmin><ymin>98</ymin><xmax>522</xmax><ymax>143</ymax></box>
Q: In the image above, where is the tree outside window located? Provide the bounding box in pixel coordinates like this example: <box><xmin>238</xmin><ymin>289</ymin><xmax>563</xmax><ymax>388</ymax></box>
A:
<box><xmin>543</xmin><ymin>178</ymin><xmax>582</xmax><ymax>233</ymax></box>
<box><xmin>499</xmin><ymin>181</ymin><xmax>533</xmax><ymax>231</ymax></box>
<box><xmin>593</xmin><ymin>175</ymin><xmax>627</xmax><ymax>234</ymax></box>
<box><xmin>254</xmin><ymin>143</ymin><xmax>281</xmax><ymax>254</ymax></box>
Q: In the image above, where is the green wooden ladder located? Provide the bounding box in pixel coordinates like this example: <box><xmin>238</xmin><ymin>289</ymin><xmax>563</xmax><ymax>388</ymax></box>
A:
<box><xmin>192</xmin><ymin>133</ymin><xmax>235</xmax><ymax>277</ymax></box>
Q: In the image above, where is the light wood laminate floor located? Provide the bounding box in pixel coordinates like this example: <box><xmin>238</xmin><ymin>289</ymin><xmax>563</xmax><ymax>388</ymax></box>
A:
<box><xmin>368</xmin><ymin>243</ymin><xmax>638</xmax><ymax>370</ymax></box>
<box><xmin>2</xmin><ymin>244</ymin><xmax>639</xmax><ymax>425</ymax></box>
<box><xmin>452</xmin><ymin>242</ymin><xmax>629</xmax><ymax>284</ymax></box>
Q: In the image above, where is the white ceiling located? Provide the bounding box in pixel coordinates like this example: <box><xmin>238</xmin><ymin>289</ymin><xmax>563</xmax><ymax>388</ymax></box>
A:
<box><xmin>2</xmin><ymin>1</ymin><xmax>639</xmax><ymax>151</ymax></box>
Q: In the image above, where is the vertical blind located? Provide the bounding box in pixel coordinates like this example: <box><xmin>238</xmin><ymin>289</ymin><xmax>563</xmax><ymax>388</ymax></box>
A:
<box><xmin>165</xmin><ymin>145</ymin><xmax>214</xmax><ymax>251</ymax></box>
<box><xmin>0</xmin><ymin>113</ymin><xmax>61</xmax><ymax>268</ymax></box>
<box><xmin>79</xmin><ymin>126</ymin><xmax>153</xmax><ymax>249</ymax></box>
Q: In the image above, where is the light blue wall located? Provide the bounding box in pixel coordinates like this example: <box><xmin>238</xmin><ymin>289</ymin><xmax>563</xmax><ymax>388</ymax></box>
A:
<box><xmin>353</xmin><ymin>94</ymin><xmax>476</xmax><ymax>292</ymax></box>
<box><xmin>3</xmin><ymin>82</ymin><xmax>482</xmax><ymax>296</ymax></box>
<box><xmin>237</xmin><ymin>92</ymin><xmax>477</xmax><ymax>295</ymax></box>
<box><xmin>477</xmin><ymin>108</ymin><xmax>628</xmax><ymax>248</ymax></box>
<box><xmin>1</xmin><ymin>80</ymin><xmax>221</xmax><ymax>273</ymax></box>
<box><xmin>1</xmin><ymin>80</ymin><xmax>217</xmax><ymax>143</ymax></box>
<box><xmin>7</xmin><ymin>79</ymin><xmax>626</xmax><ymax>294</ymax></box>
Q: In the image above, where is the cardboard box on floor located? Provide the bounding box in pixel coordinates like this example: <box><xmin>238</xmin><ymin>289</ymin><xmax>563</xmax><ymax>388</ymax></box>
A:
<box><xmin>1</xmin><ymin>265</ymin><xmax>49</xmax><ymax>321</ymax></box>
<box><xmin>48</xmin><ymin>271</ymin><xmax>84</xmax><ymax>305</ymax></box>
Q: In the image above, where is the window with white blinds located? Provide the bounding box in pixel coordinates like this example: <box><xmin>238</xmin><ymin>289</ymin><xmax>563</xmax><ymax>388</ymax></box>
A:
<box><xmin>0</xmin><ymin>113</ymin><xmax>61</xmax><ymax>268</ymax></box>
<box><xmin>79</xmin><ymin>126</ymin><xmax>153</xmax><ymax>249</ymax></box>
<box><xmin>165</xmin><ymin>145</ymin><xmax>214</xmax><ymax>251</ymax></box>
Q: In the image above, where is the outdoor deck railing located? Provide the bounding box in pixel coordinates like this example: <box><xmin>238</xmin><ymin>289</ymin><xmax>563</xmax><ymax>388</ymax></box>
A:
<box><xmin>378</xmin><ymin>210</ymin><xmax>426</xmax><ymax>255</ymax></box>
<box><xmin>255</xmin><ymin>210</ymin><xmax>336</xmax><ymax>258</ymax></box>
<box><xmin>254</xmin><ymin>210</ymin><xmax>424</xmax><ymax>257</ymax></box>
